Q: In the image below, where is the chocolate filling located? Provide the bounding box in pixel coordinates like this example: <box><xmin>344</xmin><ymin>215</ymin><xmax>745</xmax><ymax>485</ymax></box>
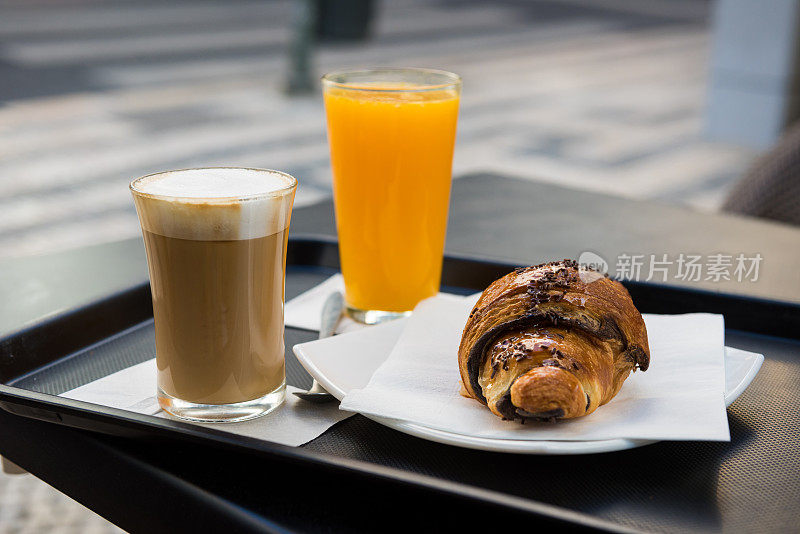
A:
<box><xmin>516</xmin><ymin>407</ymin><xmax>565</xmax><ymax>422</ymax></box>
<box><xmin>624</xmin><ymin>345</ymin><xmax>650</xmax><ymax>371</ymax></box>
<box><xmin>494</xmin><ymin>393</ymin><xmax>518</xmax><ymax>420</ymax></box>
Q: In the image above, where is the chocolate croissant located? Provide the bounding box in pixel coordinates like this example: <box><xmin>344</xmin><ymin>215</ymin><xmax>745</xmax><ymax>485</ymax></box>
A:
<box><xmin>458</xmin><ymin>260</ymin><xmax>650</xmax><ymax>422</ymax></box>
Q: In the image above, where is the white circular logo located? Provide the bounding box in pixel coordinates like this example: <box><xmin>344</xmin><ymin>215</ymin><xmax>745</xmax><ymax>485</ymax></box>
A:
<box><xmin>577</xmin><ymin>251</ymin><xmax>608</xmax><ymax>283</ymax></box>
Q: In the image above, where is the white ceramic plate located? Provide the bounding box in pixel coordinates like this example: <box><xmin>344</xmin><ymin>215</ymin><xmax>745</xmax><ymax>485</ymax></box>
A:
<box><xmin>293</xmin><ymin>320</ymin><xmax>764</xmax><ymax>454</ymax></box>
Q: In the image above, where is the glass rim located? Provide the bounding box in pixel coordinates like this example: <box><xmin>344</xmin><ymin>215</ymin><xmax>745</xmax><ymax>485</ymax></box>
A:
<box><xmin>129</xmin><ymin>167</ymin><xmax>298</xmax><ymax>203</ymax></box>
<box><xmin>321</xmin><ymin>67</ymin><xmax>461</xmax><ymax>93</ymax></box>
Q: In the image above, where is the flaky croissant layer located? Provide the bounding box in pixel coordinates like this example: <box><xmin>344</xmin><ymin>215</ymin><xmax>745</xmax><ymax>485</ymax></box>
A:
<box><xmin>459</xmin><ymin>260</ymin><xmax>650</xmax><ymax>422</ymax></box>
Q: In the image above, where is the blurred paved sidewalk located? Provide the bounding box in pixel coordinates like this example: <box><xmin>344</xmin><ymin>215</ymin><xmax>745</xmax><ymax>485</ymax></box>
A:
<box><xmin>0</xmin><ymin>0</ymin><xmax>755</xmax><ymax>261</ymax></box>
<box><xmin>0</xmin><ymin>469</ymin><xmax>123</xmax><ymax>533</ymax></box>
<box><xmin>0</xmin><ymin>0</ymin><xmax>755</xmax><ymax>532</ymax></box>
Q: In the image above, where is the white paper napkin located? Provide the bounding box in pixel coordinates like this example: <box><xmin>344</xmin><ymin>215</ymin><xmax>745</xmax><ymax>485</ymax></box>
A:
<box><xmin>284</xmin><ymin>274</ymin><xmax>468</xmax><ymax>333</ymax></box>
<box><xmin>61</xmin><ymin>360</ymin><xmax>352</xmax><ymax>447</ymax></box>
<box><xmin>340</xmin><ymin>295</ymin><xmax>732</xmax><ymax>442</ymax></box>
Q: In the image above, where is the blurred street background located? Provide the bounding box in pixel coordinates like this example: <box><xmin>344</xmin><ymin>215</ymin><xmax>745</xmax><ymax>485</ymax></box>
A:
<box><xmin>0</xmin><ymin>0</ymin><xmax>756</xmax><ymax>261</ymax></box>
<box><xmin>0</xmin><ymin>0</ymin><xmax>759</xmax><ymax>531</ymax></box>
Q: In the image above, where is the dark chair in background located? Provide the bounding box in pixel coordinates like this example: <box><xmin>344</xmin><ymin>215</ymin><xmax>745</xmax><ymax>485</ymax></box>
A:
<box><xmin>723</xmin><ymin>122</ymin><xmax>800</xmax><ymax>226</ymax></box>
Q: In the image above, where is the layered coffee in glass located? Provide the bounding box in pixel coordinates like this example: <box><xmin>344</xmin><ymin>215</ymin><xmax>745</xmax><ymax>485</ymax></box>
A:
<box><xmin>130</xmin><ymin>167</ymin><xmax>296</xmax><ymax>422</ymax></box>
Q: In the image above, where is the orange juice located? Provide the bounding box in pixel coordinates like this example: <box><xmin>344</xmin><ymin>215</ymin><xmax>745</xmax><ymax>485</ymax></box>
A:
<box><xmin>323</xmin><ymin>72</ymin><xmax>460</xmax><ymax>320</ymax></box>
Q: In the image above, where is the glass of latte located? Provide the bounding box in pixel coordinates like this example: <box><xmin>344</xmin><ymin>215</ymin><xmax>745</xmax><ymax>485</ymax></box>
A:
<box><xmin>130</xmin><ymin>168</ymin><xmax>297</xmax><ymax>422</ymax></box>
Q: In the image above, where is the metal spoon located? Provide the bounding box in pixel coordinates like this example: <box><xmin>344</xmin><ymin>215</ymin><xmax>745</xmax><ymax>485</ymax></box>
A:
<box><xmin>293</xmin><ymin>291</ymin><xmax>343</xmax><ymax>403</ymax></box>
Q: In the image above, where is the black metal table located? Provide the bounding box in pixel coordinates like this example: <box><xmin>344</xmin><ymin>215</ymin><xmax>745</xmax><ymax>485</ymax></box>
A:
<box><xmin>1</xmin><ymin>174</ymin><xmax>799</xmax><ymax>533</ymax></box>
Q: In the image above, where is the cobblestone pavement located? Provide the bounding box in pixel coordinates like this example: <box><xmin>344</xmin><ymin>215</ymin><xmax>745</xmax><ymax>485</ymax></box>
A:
<box><xmin>0</xmin><ymin>0</ymin><xmax>755</xmax><ymax>531</ymax></box>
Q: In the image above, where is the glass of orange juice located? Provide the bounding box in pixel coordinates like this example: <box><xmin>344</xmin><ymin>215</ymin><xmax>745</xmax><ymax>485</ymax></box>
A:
<box><xmin>322</xmin><ymin>68</ymin><xmax>461</xmax><ymax>324</ymax></box>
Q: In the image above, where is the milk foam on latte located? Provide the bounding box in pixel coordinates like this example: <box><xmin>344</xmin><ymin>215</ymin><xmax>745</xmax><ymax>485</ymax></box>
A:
<box><xmin>131</xmin><ymin>168</ymin><xmax>295</xmax><ymax>241</ymax></box>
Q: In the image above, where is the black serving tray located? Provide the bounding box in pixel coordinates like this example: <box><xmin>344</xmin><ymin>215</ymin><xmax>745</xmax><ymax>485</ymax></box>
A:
<box><xmin>1</xmin><ymin>237</ymin><xmax>799</xmax><ymax>533</ymax></box>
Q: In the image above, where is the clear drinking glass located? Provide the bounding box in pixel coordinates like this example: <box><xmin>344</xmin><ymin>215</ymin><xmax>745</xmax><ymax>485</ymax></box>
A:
<box><xmin>130</xmin><ymin>167</ymin><xmax>297</xmax><ymax>422</ymax></box>
<box><xmin>322</xmin><ymin>68</ymin><xmax>461</xmax><ymax>324</ymax></box>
